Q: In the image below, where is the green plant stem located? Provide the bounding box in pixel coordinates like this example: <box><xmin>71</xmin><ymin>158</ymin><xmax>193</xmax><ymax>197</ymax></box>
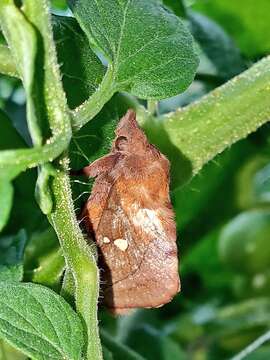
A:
<box><xmin>0</xmin><ymin>44</ymin><xmax>18</xmax><ymax>77</ymax></box>
<box><xmin>0</xmin><ymin>1</ymin><xmax>71</xmax><ymax>181</ymax></box>
<box><xmin>23</xmin><ymin>0</ymin><xmax>72</xmax><ymax>135</ymax></box>
<box><xmin>50</xmin><ymin>164</ymin><xmax>102</xmax><ymax>360</ymax></box>
<box><xmin>143</xmin><ymin>56</ymin><xmax>270</xmax><ymax>187</ymax></box>
<box><xmin>71</xmin><ymin>66</ymin><xmax>115</xmax><ymax>131</ymax></box>
<box><xmin>231</xmin><ymin>330</ymin><xmax>270</xmax><ymax>360</ymax></box>
<box><xmin>0</xmin><ymin>136</ymin><xmax>68</xmax><ymax>181</ymax></box>
<box><xmin>22</xmin><ymin>1</ymin><xmax>103</xmax><ymax>358</ymax></box>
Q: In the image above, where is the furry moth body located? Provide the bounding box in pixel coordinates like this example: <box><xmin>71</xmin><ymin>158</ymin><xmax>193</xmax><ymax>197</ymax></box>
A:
<box><xmin>80</xmin><ymin>110</ymin><xmax>180</xmax><ymax>314</ymax></box>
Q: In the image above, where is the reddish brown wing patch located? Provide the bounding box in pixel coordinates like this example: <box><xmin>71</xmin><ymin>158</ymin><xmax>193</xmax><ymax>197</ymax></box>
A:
<box><xmin>81</xmin><ymin>110</ymin><xmax>180</xmax><ymax>314</ymax></box>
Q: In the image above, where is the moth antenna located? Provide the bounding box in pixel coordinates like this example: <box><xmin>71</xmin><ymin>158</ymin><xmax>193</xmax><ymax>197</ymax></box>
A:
<box><xmin>72</xmin><ymin>137</ymin><xmax>91</xmax><ymax>161</ymax></box>
<box><xmin>73</xmin><ymin>191</ymin><xmax>90</xmax><ymax>202</ymax></box>
<box><xmin>70</xmin><ymin>179</ymin><xmax>90</xmax><ymax>186</ymax></box>
<box><xmin>78</xmin><ymin>216</ymin><xmax>88</xmax><ymax>226</ymax></box>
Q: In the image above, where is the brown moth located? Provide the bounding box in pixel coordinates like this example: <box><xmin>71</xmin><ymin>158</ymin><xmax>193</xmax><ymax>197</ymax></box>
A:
<box><xmin>80</xmin><ymin>109</ymin><xmax>180</xmax><ymax>314</ymax></box>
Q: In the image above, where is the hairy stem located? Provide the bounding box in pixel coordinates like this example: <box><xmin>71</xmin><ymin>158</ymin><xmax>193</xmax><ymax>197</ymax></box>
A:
<box><xmin>142</xmin><ymin>56</ymin><xmax>270</xmax><ymax>188</ymax></box>
<box><xmin>71</xmin><ymin>66</ymin><xmax>115</xmax><ymax>131</ymax></box>
<box><xmin>50</xmin><ymin>165</ymin><xmax>102</xmax><ymax>360</ymax></box>
<box><xmin>0</xmin><ymin>0</ymin><xmax>71</xmax><ymax>181</ymax></box>
<box><xmin>23</xmin><ymin>1</ymin><xmax>102</xmax><ymax>358</ymax></box>
<box><xmin>0</xmin><ymin>136</ymin><xmax>69</xmax><ymax>181</ymax></box>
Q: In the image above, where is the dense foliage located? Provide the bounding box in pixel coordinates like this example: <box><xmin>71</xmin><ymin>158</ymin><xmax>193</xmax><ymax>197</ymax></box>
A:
<box><xmin>0</xmin><ymin>0</ymin><xmax>270</xmax><ymax>359</ymax></box>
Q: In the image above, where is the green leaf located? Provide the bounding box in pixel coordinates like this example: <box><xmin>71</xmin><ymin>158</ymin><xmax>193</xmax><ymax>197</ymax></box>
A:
<box><xmin>0</xmin><ymin>230</ymin><xmax>26</xmax><ymax>282</ymax></box>
<box><xmin>69</xmin><ymin>0</ymin><xmax>199</xmax><ymax>99</ymax></box>
<box><xmin>192</xmin><ymin>0</ymin><xmax>270</xmax><ymax>57</ymax></box>
<box><xmin>31</xmin><ymin>248</ymin><xmax>65</xmax><ymax>291</ymax></box>
<box><xmin>24</xmin><ymin>228</ymin><xmax>64</xmax><ymax>291</ymax></box>
<box><xmin>0</xmin><ymin>282</ymin><xmax>84</xmax><ymax>360</ymax></box>
<box><xmin>24</xmin><ymin>227</ymin><xmax>59</xmax><ymax>269</ymax></box>
<box><xmin>52</xmin><ymin>15</ymin><xmax>105</xmax><ymax>109</ymax></box>
<box><xmin>188</xmin><ymin>11</ymin><xmax>246</xmax><ymax>80</ymax></box>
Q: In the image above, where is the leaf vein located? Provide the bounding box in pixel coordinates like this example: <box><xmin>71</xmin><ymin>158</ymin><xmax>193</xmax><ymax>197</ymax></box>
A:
<box><xmin>0</xmin><ymin>319</ymin><xmax>63</xmax><ymax>358</ymax></box>
<box><xmin>0</xmin><ymin>297</ymin><xmax>68</xmax><ymax>358</ymax></box>
<box><xmin>114</xmin><ymin>0</ymin><xmax>131</xmax><ymax>68</ymax></box>
<box><xmin>120</xmin><ymin>54</ymin><xmax>192</xmax><ymax>84</ymax></box>
<box><xmin>118</xmin><ymin>33</ymin><xmax>181</xmax><ymax>66</ymax></box>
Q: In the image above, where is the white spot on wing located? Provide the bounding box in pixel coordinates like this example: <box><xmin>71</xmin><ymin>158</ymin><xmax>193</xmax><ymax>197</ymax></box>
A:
<box><xmin>133</xmin><ymin>208</ymin><xmax>164</xmax><ymax>235</ymax></box>
<box><xmin>114</xmin><ymin>238</ymin><xmax>128</xmax><ymax>251</ymax></box>
<box><xmin>103</xmin><ymin>237</ymin><xmax>111</xmax><ymax>244</ymax></box>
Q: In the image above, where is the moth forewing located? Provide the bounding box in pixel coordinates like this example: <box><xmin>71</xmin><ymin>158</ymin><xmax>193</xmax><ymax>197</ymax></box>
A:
<box><xmin>80</xmin><ymin>109</ymin><xmax>180</xmax><ymax>314</ymax></box>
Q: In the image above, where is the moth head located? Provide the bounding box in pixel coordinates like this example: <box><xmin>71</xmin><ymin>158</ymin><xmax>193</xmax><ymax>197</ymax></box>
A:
<box><xmin>113</xmin><ymin>109</ymin><xmax>148</xmax><ymax>153</ymax></box>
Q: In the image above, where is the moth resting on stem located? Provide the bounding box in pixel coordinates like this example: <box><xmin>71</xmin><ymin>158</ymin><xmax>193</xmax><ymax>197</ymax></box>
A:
<box><xmin>75</xmin><ymin>110</ymin><xmax>180</xmax><ymax>314</ymax></box>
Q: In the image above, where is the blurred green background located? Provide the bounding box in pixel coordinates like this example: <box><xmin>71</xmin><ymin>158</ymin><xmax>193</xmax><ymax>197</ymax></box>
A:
<box><xmin>1</xmin><ymin>0</ymin><xmax>270</xmax><ymax>359</ymax></box>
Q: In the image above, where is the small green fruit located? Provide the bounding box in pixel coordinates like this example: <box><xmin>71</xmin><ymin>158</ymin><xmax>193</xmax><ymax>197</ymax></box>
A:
<box><xmin>219</xmin><ymin>210</ymin><xmax>270</xmax><ymax>274</ymax></box>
